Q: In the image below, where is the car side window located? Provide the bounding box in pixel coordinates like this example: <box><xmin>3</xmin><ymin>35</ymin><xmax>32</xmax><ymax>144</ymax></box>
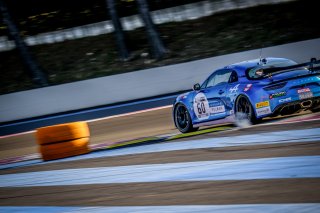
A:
<box><xmin>202</xmin><ymin>69</ymin><xmax>233</xmax><ymax>89</ymax></box>
<box><xmin>201</xmin><ymin>79</ymin><xmax>209</xmax><ymax>89</ymax></box>
<box><xmin>205</xmin><ymin>73</ymin><xmax>217</xmax><ymax>88</ymax></box>
<box><xmin>215</xmin><ymin>70</ymin><xmax>232</xmax><ymax>86</ymax></box>
<box><xmin>206</xmin><ymin>70</ymin><xmax>232</xmax><ymax>88</ymax></box>
<box><xmin>229</xmin><ymin>71</ymin><xmax>238</xmax><ymax>83</ymax></box>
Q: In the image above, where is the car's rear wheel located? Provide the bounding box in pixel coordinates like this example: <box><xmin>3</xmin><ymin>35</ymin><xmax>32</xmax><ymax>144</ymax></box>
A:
<box><xmin>174</xmin><ymin>104</ymin><xmax>198</xmax><ymax>133</ymax></box>
<box><xmin>235</xmin><ymin>95</ymin><xmax>261</xmax><ymax>124</ymax></box>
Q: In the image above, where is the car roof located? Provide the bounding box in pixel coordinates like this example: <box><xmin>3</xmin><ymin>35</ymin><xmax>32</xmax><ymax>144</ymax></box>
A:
<box><xmin>224</xmin><ymin>57</ymin><xmax>294</xmax><ymax>71</ymax></box>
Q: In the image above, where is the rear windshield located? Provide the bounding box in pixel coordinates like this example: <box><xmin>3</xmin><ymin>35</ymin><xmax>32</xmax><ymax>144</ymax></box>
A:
<box><xmin>247</xmin><ymin>59</ymin><xmax>297</xmax><ymax>79</ymax></box>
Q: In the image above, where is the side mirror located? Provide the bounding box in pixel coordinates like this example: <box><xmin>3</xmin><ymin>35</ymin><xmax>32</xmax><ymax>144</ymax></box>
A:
<box><xmin>193</xmin><ymin>83</ymin><xmax>201</xmax><ymax>91</ymax></box>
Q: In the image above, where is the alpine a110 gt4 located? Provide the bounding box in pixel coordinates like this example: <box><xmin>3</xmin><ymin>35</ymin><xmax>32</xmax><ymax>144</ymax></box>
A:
<box><xmin>173</xmin><ymin>57</ymin><xmax>320</xmax><ymax>133</ymax></box>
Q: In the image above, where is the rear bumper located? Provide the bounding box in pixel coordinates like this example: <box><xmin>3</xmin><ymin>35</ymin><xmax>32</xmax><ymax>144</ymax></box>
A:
<box><xmin>272</xmin><ymin>97</ymin><xmax>320</xmax><ymax>116</ymax></box>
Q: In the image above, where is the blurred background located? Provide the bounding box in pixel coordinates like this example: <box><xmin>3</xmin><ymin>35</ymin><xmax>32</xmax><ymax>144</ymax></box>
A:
<box><xmin>0</xmin><ymin>0</ymin><xmax>319</xmax><ymax>95</ymax></box>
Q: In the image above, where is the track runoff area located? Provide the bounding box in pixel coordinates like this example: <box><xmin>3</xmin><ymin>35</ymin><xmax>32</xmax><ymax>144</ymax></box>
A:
<box><xmin>0</xmin><ymin>102</ymin><xmax>320</xmax><ymax>212</ymax></box>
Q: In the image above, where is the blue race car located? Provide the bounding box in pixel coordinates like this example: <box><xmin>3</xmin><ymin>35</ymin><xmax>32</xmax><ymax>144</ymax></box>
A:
<box><xmin>173</xmin><ymin>57</ymin><xmax>320</xmax><ymax>133</ymax></box>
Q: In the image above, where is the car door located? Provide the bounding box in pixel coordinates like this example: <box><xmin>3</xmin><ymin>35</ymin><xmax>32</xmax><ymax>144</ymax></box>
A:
<box><xmin>192</xmin><ymin>69</ymin><xmax>232</xmax><ymax>122</ymax></box>
<box><xmin>225</xmin><ymin>70</ymin><xmax>240</xmax><ymax>113</ymax></box>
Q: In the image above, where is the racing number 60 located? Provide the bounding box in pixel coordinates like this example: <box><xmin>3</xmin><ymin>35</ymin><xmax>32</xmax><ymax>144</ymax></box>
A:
<box><xmin>197</xmin><ymin>102</ymin><xmax>206</xmax><ymax>114</ymax></box>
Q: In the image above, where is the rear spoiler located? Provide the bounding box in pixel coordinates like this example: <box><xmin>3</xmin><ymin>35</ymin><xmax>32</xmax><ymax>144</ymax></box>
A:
<box><xmin>262</xmin><ymin>58</ymin><xmax>320</xmax><ymax>76</ymax></box>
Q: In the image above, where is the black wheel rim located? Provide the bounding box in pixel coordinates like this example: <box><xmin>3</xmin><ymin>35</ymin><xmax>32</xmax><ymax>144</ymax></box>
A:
<box><xmin>176</xmin><ymin>105</ymin><xmax>189</xmax><ymax>130</ymax></box>
<box><xmin>236</xmin><ymin>97</ymin><xmax>252</xmax><ymax>118</ymax></box>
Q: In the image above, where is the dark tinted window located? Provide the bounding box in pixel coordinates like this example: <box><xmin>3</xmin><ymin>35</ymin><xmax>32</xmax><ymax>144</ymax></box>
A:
<box><xmin>247</xmin><ymin>59</ymin><xmax>297</xmax><ymax>79</ymax></box>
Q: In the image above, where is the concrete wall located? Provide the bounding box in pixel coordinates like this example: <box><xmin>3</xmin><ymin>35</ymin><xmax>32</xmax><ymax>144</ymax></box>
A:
<box><xmin>0</xmin><ymin>38</ymin><xmax>319</xmax><ymax>122</ymax></box>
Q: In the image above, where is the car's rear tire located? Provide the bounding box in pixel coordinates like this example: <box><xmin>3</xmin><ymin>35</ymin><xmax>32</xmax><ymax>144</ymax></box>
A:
<box><xmin>235</xmin><ymin>95</ymin><xmax>261</xmax><ymax>124</ymax></box>
<box><xmin>174</xmin><ymin>104</ymin><xmax>198</xmax><ymax>133</ymax></box>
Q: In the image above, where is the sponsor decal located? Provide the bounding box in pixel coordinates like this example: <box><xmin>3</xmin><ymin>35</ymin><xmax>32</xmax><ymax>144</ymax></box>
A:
<box><xmin>209</xmin><ymin>100</ymin><xmax>225</xmax><ymax>114</ymax></box>
<box><xmin>297</xmin><ymin>88</ymin><xmax>313</xmax><ymax>100</ymax></box>
<box><xmin>299</xmin><ymin>92</ymin><xmax>313</xmax><ymax>100</ymax></box>
<box><xmin>210</xmin><ymin>105</ymin><xmax>225</xmax><ymax>114</ymax></box>
<box><xmin>255</xmin><ymin>101</ymin><xmax>270</xmax><ymax>109</ymax></box>
<box><xmin>244</xmin><ymin>84</ymin><xmax>252</xmax><ymax>92</ymax></box>
<box><xmin>209</xmin><ymin>100</ymin><xmax>223</xmax><ymax>107</ymax></box>
<box><xmin>297</xmin><ymin>88</ymin><xmax>311</xmax><ymax>94</ymax></box>
<box><xmin>229</xmin><ymin>84</ymin><xmax>240</xmax><ymax>93</ymax></box>
<box><xmin>256</xmin><ymin>106</ymin><xmax>271</xmax><ymax>116</ymax></box>
<box><xmin>269</xmin><ymin>91</ymin><xmax>286</xmax><ymax>99</ymax></box>
<box><xmin>279</xmin><ymin>97</ymin><xmax>292</xmax><ymax>103</ymax></box>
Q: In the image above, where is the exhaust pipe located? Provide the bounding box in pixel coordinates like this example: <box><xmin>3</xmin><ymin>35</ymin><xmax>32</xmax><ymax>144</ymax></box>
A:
<box><xmin>300</xmin><ymin>100</ymin><xmax>312</xmax><ymax>108</ymax></box>
<box><xmin>279</xmin><ymin>104</ymin><xmax>301</xmax><ymax>115</ymax></box>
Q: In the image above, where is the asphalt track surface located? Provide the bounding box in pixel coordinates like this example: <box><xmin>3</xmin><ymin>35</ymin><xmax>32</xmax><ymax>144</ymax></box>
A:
<box><xmin>0</xmin><ymin>102</ymin><xmax>320</xmax><ymax>212</ymax></box>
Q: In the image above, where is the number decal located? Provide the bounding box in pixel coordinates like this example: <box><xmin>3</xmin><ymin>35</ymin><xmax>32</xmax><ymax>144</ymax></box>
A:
<box><xmin>201</xmin><ymin>102</ymin><xmax>206</xmax><ymax>113</ymax></box>
<box><xmin>197</xmin><ymin>102</ymin><xmax>206</xmax><ymax>114</ymax></box>
<box><xmin>193</xmin><ymin>93</ymin><xmax>210</xmax><ymax>120</ymax></box>
<box><xmin>197</xmin><ymin>103</ymin><xmax>202</xmax><ymax>114</ymax></box>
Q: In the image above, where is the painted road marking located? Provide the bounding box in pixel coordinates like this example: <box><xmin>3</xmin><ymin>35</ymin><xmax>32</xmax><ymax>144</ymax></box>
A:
<box><xmin>1</xmin><ymin>127</ymin><xmax>320</xmax><ymax>170</ymax></box>
<box><xmin>0</xmin><ymin>204</ymin><xmax>319</xmax><ymax>213</ymax></box>
<box><xmin>87</xmin><ymin>105</ymin><xmax>172</xmax><ymax>123</ymax></box>
<box><xmin>1</xmin><ymin>155</ymin><xmax>320</xmax><ymax>187</ymax></box>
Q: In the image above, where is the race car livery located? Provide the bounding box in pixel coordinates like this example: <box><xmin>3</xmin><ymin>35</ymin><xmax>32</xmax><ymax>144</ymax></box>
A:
<box><xmin>173</xmin><ymin>57</ymin><xmax>320</xmax><ymax>133</ymax></box>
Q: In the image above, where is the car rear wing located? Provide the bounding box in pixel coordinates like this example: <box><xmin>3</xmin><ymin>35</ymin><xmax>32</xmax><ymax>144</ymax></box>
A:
<box><xmin>262</xmin><ymin>58</ymin><xmax>320</xmax><ymax>76</ymax></box>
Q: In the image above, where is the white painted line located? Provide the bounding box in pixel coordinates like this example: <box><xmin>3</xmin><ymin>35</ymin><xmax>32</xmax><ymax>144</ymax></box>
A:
<box><xmin>0</xmin><ymin>130</ymin><xmax>35</xmax><ymax>139</ymax></box>
<box><xmin>0</xmin><ymin>204</ymin><xmax>319</xmax><ymax>213</ymax></box>
<box><xmin>1</xmin><ymin>155</ymin><xmax>319</xmax><ymax>187</ymax></box>
<box><xmin>87</xmin><ymin>105</ymin><xmax>171</xmax><ymax>123</ymax></box>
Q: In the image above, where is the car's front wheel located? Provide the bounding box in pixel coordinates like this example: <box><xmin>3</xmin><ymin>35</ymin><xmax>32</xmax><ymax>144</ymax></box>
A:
<box><xmin>235</xmin><ymin>95</ymin><xmax>261</xmax><ymax>124</ymax></box>
<box><xmin>174</xmin><ymin>104</ymin><xmax>198</xmax><ymax>133</ymax></box>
